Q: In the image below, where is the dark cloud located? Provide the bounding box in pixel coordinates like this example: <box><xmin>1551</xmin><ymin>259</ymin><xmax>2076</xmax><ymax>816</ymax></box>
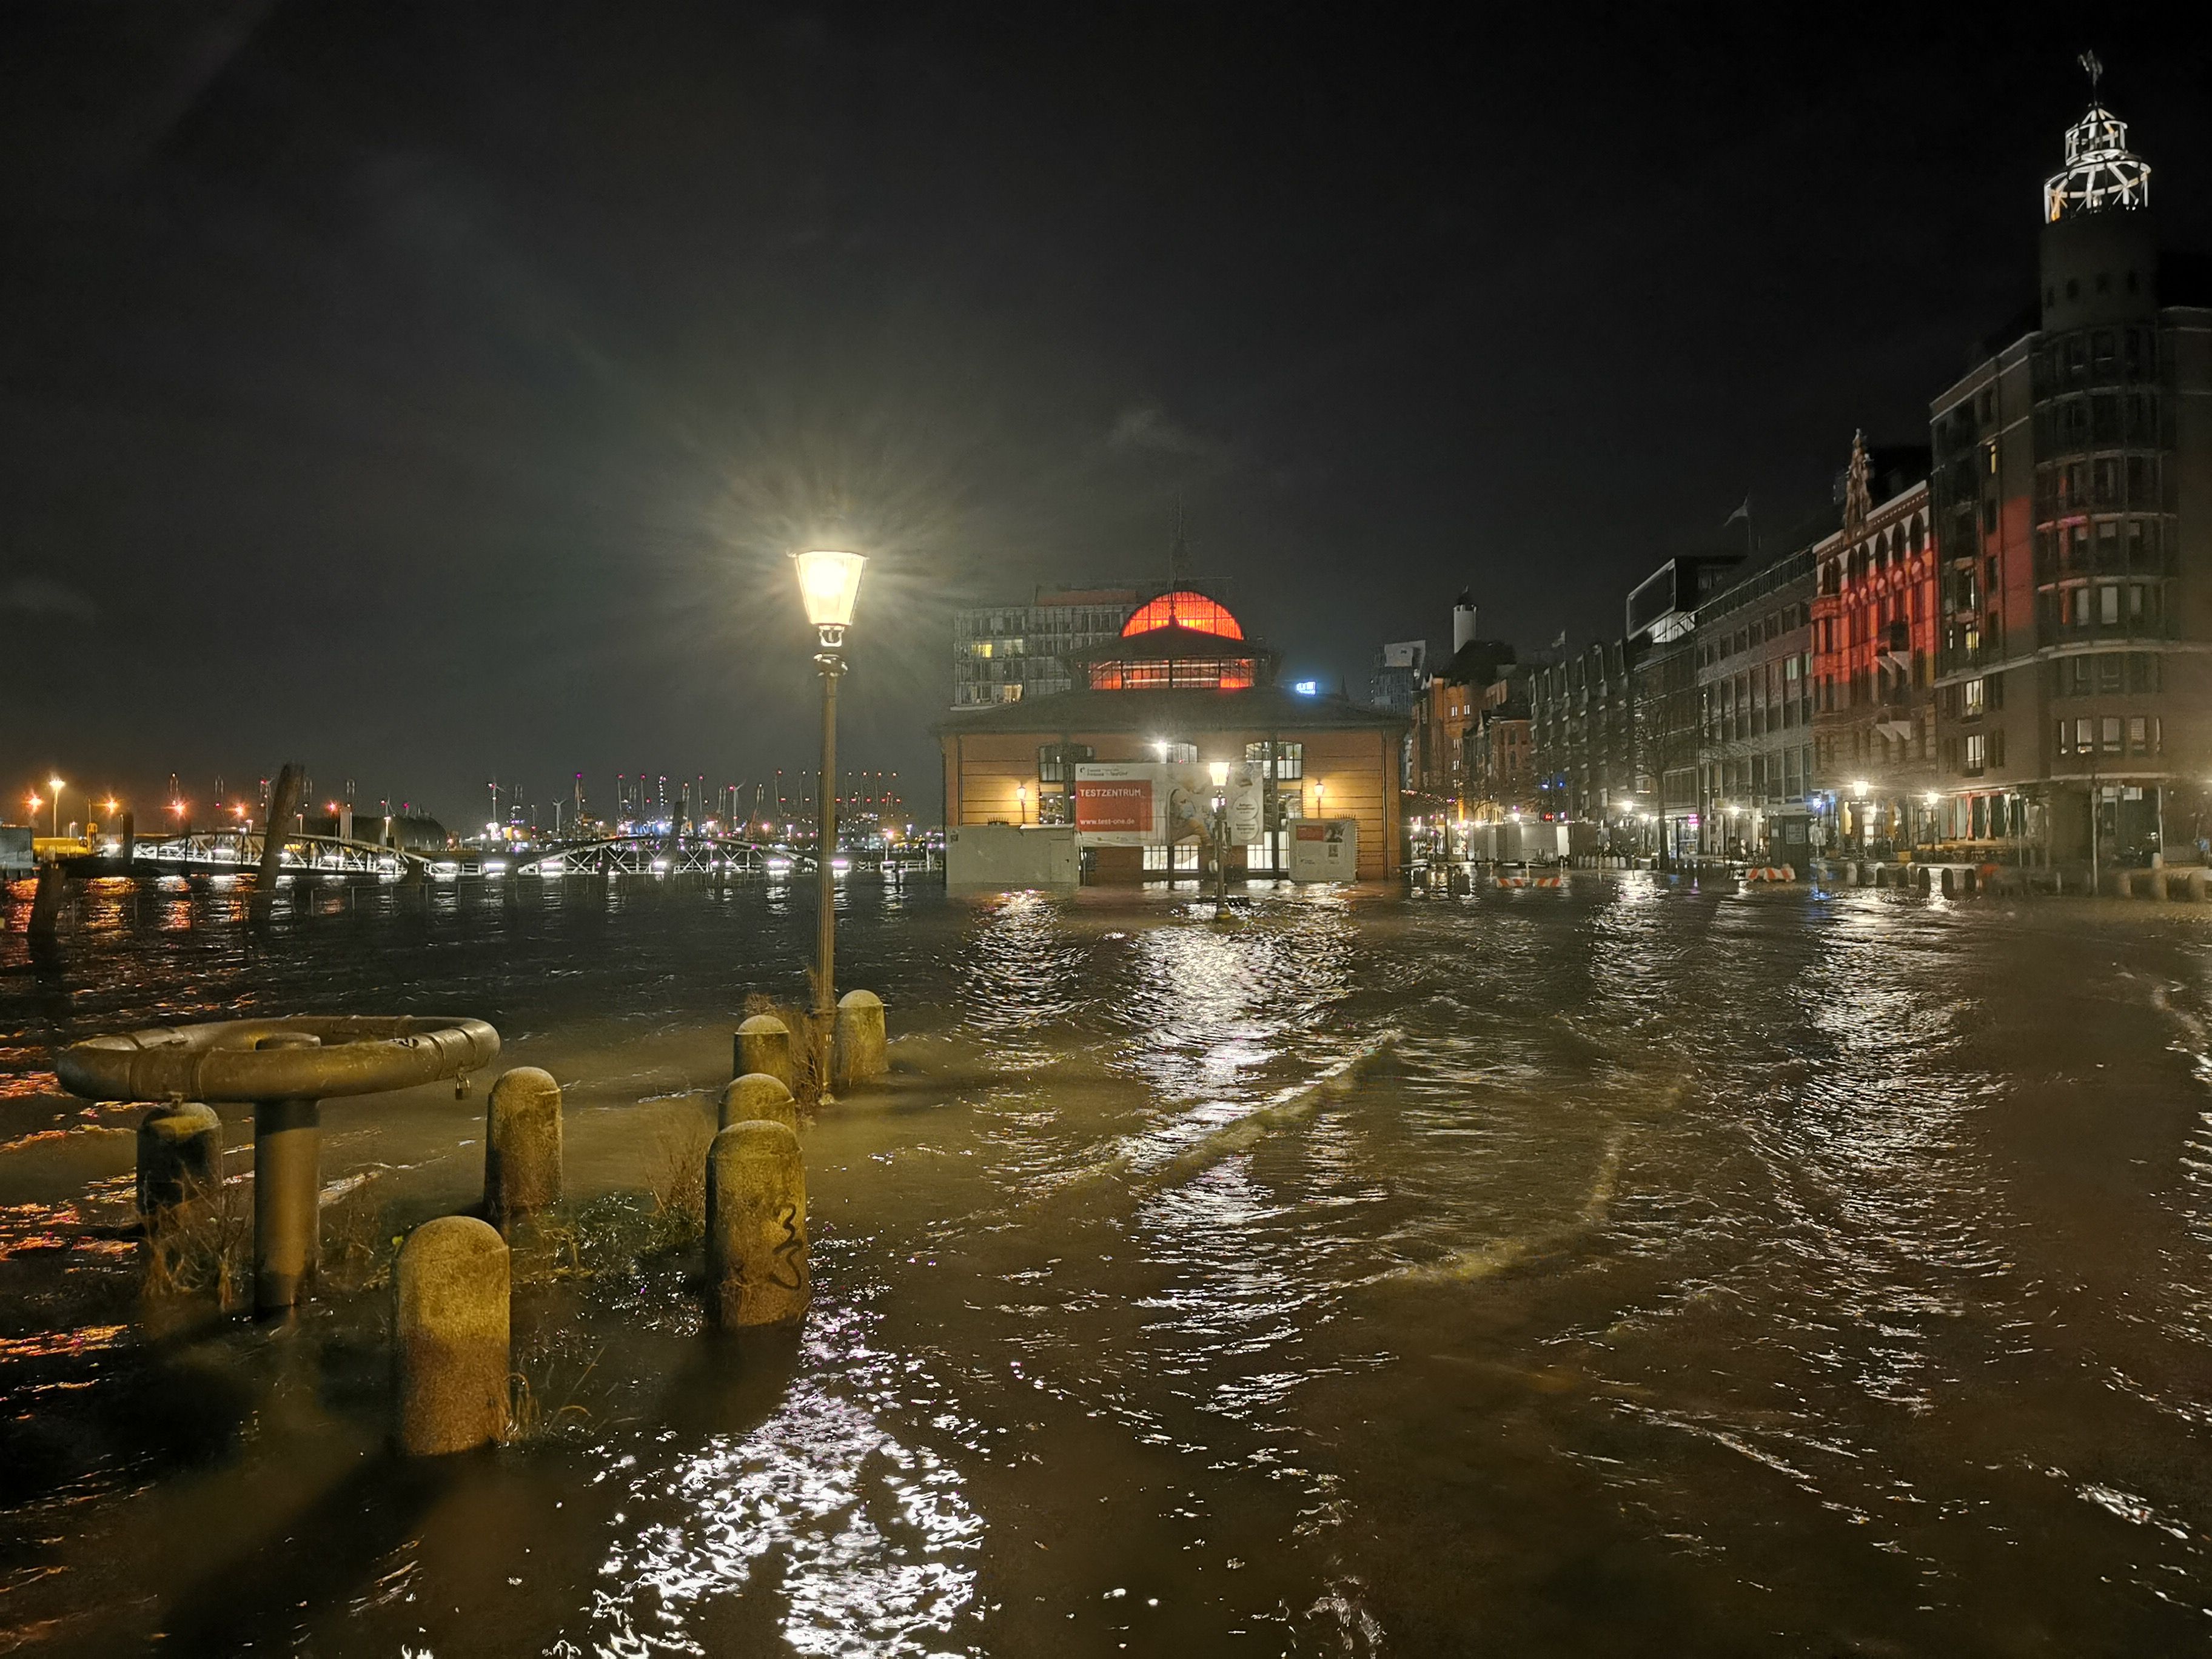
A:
<box><xmin>0</xmin><ymin>578</ymin><xmax>97</xmax><ymax>623</ymax></box>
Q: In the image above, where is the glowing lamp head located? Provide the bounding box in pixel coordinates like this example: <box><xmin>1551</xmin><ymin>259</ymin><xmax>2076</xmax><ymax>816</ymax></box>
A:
<box><xmin>1208</xmin><ymin>762</ymin><xmax>1229</xmax><ymax>788</ymax></box>
<box><xmin>48</xmin><ymin>777</ymin><xmax>63</xmax><ymax>794</ymax></box>
<box><xmin>792</xmin><ymin>549</ymin><xmax>867</xmax><ymax>630</ymax></box>
<box><xmin>1851</xmin><ymin>780</ymin><xmax>1869</xmax><ymax>799</ymax></box>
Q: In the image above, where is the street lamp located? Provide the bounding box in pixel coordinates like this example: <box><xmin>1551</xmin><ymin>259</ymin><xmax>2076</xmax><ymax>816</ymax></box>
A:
<box><xmin>793</xmin><ymin>547</ymin><xmax>866</xmax><ymax>1100</ymax></box>
<box><xmin>47</xmin><ymin>777</ymin><xmax>62</xmax><ymax>839</ymax></box>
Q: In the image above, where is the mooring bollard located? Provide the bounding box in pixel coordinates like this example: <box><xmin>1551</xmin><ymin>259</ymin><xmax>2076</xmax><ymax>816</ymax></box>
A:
<box><xmin>833</xmin><ymin>990</ymin><xmax>886</xmax><ymax>1090</ymax></box>
<box><xmin>720</xmin><ymin>1073</ymin><xmax>798</xmax><ymax>1132</ymax></box>
<box><xmin>484</xmin><ymin>1067</ymin><xmax>562</xmax><ymax>1232</ymax></box>
<box><xmin>27</xmin><ymin>861</ymin><xmax>62</xmax><ymax>944</ymax></box>
<box><xmin>705</xmin><ymin>1121</ymin><xmax>808</xmax><ymax>1327</ymax></box>
<box><xmin>138</xmin><ymin>1101</ymin><xmax>223</xmax><ymax>1223</ymax></box>
<box><xmin>252</xmin><ymin>1033</ymin><xmax>322</xmax><ymax>1315</ymax></box>
<box><xmin>734</xmin><ymin>1013</ymin><xmax>794</xmax><ymax>1091</ymax></box>
<box><xmin>394</xmin><ymin>1215</ymin><xmax>510</xmax><ymax>1455</ymax></box>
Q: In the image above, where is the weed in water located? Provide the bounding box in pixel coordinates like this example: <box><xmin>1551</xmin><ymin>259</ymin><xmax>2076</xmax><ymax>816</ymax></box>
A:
<box><xmin>142</xmin><ymin>1174</ymin><xmax>251</xmax><ymax>1309</ymax></box>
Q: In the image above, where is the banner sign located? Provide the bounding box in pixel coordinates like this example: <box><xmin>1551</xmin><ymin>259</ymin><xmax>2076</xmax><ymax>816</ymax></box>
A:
<box><xmin>1073</xmin><ymin>762</ymin><xmax>1265</xmax><ymax>848</ymax></box>
<box><xmin>1075</xmin><ymin>777</ymin><xmax>1153</xmax><ymax>837</ymax></box>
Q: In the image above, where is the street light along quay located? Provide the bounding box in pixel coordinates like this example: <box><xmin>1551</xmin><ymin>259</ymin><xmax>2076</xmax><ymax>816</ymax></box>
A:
<box><xmin>793</xmin><ymin>548</ymin><xmax>866</xmax><ymax>1101</ymax></box>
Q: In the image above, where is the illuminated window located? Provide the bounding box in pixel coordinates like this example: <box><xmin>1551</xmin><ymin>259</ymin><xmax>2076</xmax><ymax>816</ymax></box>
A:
<box><xmin>1121</xmin><ymin>591</ymin><xmax>1244</xmax><ymax>640</ymax></box>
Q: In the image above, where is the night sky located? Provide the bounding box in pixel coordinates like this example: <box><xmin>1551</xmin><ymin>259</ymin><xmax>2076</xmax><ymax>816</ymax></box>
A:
<box><xmin>5</xmin><ymin>5</ymin><xmax>2208</xmax><ymax>830</ymax></box>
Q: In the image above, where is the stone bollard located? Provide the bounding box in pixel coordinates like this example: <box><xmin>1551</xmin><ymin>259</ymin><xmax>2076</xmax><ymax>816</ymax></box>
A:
<box><xmin>394</xmin><ymin>1216</ymin><xmax>511</xmax><ymax>1455</ymax></box>
<box><xmin>1939</xmin><ymin>868</ymin><xmax>1956</xmax><ymax>897</ymax></box>
<box><xmin>721</xmin><ymin>1073</ymin><xmax>799</xmax><ymax>1132</ymax></box>
<box><xmin>252</xmin><ymin>1033</ymin><xmax>323</xmax><ymax>1315</ymax></box>
<box><xmin>2189</xmin><ymin>869</ymin><xmax>2208</xmax><ymax>903</ymax></box>
<box><xmin>1914</xmin><ymin>866</ymin><xmax>1931</xmax><ymax>894</ymax></box>
<box><xmin>484</xmin><ymin>1067</ymin><xmax>562</xmax><ymax>1233</ymax></box>
<box><xmin>705</xmin><ymin>1121</ymin><xmax>808</xmax><ymax>1327</ymax></box>
<box><xmin>1962</xmin><ymin>866</ymin><xmax>1979</xmax><ymax>896</ymax></box>
<box><xmin>832</xmin><ymin>990</ymin><xmax>887</xmax><ymax>1090</ymax></box>
<box><xmin>734</xmin><ymin>1014</ymin><xmax>794</xmax><ymax>1091</ymax></box>
<box><xmin>138</xmin><ymin>1102</ymin><xmax>223</xmax><ymax>1224</ymax></box>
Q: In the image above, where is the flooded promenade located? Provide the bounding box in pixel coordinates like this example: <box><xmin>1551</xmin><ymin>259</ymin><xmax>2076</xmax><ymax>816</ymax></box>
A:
<box><xmin>1</xmin><ymin>872</ymin><xmax>2208</xmax><ymax>1655</ymax></box>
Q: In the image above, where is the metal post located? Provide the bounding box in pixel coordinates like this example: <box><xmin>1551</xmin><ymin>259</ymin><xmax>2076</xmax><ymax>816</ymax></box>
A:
<box><xmin>813</xmin><ymin>643</ymin><xmax>843</xmax><ymax>1099</ymax></box>
<box><xmin>252</xmin><ymin>1032</ymin><xmax>322</xmax><ymax>1315</ymax></box>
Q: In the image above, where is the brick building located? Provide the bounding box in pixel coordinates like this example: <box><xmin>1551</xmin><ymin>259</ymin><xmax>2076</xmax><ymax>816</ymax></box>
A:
<box><xmin>1694</xmin><ymin>544</ymin><xmax>1817</xmax><ymax>860</ymax></box>
<box><xmin>1926</xmin><ymin>96</ymin><xmax>2212</xmax><ymax>865</ymax></box>
<box><xmin>937</xmin><ymin>589</ymin><xmax>1403</xmax><ymax>881</ymax></box>
<box><xmin>1809</xmin><ymin>443</ymin><xmax>1937</xmax><ymax>857</ymax></box>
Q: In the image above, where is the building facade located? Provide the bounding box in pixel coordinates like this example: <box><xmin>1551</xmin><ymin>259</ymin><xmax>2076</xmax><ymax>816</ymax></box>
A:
<box><xmin>1810</xmin><ymin>443</ymin><xmax>1937</xmax><ymax>858</ymax></box>
<box><xmin>1628</xmin><ymin>555</ymin><xmax>1740</xmax><ymax>859</ymax></box>
<box><xmin>1530</xmin><ymin>640</ymin><xmax>1639</xmax><ymax>830</ymax></box>
<box><xmin>951</xmin><ymin>586</ymin><xmax>1142</xmax><ymax>708</ymax></box>
<box><xmin>1467</xmin><ymin>669</ymin><xmax>1536</xmax><ymax>817</ymax></box>
<box><xmin>937</xmin><ymin>589</ymin><xmax>1404</xmax><ymax>880</ymax></box>
<box><xmin>1694</xmin><ymin>545</ymin><xmax>1817</xmax><ymax>859</ymax></box>
<box><xmin>1927</xmin><ymin>97</ymin><xmax>2212</xmax><ymax>866</ymax></box>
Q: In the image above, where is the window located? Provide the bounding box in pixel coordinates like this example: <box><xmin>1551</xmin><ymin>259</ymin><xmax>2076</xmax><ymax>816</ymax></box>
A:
<box><xmin>2075</xmin><ymin>717</ymin><xmax>2093</xmax><ymax>752</ymax></box>
<box><xmin>2097</xmin><ymin>655</ymin><xmax>2123</xmax><ymax>693</ymax></box>
<box><xmin>1245</xmin><ymin>740</ymin><xmax>1303</xmax><ymax>780</ymax></box>
<box><xmin>1963</xmin><ymin>678</ymin><xmax>1985</xmax><ymax>716</ymax></box>
<box><xmin>969</xmin><ymin>641</ymin><xmax>994</xmax><ymax>659</ymax></box>
<box><xmin>1036</xmin><ymin>743</ymin><xmax>1094</xmax><ymax>783</ymax></box>
<box><xmin>2099</xmin><ymin>585</ymin><xmax>2120</xmax><ymax>626</ymax></box>
<box><xmin>1141</xmin><ymin>843</ymin><xmax>1204</xmax><ymax>873</ymax></box>
<box><xmin>1964</xmin><ymin>733</ymin><xmax>1986</xmax><ymax>775</ymax></box>
<box><xmin>2127</xmin><ymin>716</ymin><xmax>2148</xmax><ymax>755</ymax></box>
<box><xmin>2101</xmin><ymin>716</ymin><xmax>2122</xmax><ymax>753</ymax></box>
<box><xmin>1154</xmin><ymin>742</ymin><xmax>1197</xmax><ymax>764</ymax></box>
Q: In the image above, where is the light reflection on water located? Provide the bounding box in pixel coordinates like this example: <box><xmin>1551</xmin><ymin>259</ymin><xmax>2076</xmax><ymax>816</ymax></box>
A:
<box><xmin>590</xmin><ymin>1310</ymin><xmax>984</xmax><ymax>1658</ymax></box>
<box><xmin>1</xmin><ymin>874</ymin><xmax>2210</xmax><ymax>1651</ymax></box>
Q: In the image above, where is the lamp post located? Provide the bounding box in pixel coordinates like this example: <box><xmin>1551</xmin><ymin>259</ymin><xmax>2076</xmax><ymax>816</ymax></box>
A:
<box><xmin>48</xmin><ymin>777</ymin><xmax>63</xmax><ymax>839</ymax></box>
<box><xmin>793</xmin><ymin>548</ymin><xmax>867</xmax><ymax>1100</ymax></box>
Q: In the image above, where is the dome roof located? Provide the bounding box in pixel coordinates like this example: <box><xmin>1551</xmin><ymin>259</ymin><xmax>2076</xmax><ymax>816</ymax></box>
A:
<box><xmin>1121</xmin><ymin>590</ymin><xmax>1243</xmax><ymax>641</ymax></box>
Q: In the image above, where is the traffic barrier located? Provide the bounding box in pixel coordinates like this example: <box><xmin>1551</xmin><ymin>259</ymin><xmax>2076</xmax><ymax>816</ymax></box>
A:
<box><xmin>833</xmin><ymin>990</ymin><xmax>886</xmax><ymax>1090</ymax></box>
<box><xmin>1743</xmin><ymin>866</ymin><xmax>1796</xmax><ymax>883</ymax></box>
<box><xmin>394</xmin><ymin>1216</ymin><xmax>510</xmax><ymax>1455</ymax></box>
<box><xmin>484</xmin><ymin>1067</ymin><xmax>562</xmax><ymax>1233</ymax></box>
<box><xmin>706</xmin><ymin>1120</ymin><xmax>809</xmax><ymax>1327</ymax></box>
<box><xmin>720</xmin><ymin>1072</ymin><xmax>798</xmax><ymax>1131</ymax></box>
<box><xmin>734</xmin><ymin>1014</ymin><xmax>795</xmax><ymax>1091</ymax></box>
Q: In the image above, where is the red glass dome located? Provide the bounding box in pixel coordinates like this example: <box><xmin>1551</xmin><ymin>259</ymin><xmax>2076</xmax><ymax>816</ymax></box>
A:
<box><xmin>1121</xmin><ymin>591</ymin><xmax>1243</xmax><ymax>641</ymax></box>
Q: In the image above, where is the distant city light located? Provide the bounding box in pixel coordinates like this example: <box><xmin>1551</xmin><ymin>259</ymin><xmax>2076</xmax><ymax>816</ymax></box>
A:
<box><xmin>1292</xmin><ymin>679</ymin><xmax>1319</xmax><ymax>695</ymax></box>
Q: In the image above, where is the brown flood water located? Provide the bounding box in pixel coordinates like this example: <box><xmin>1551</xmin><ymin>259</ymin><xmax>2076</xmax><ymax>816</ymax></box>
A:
<box><xmin>0</xmin><ymin>870</ymin><xmax>2208</xmax><ymax>1655</ymax></box>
